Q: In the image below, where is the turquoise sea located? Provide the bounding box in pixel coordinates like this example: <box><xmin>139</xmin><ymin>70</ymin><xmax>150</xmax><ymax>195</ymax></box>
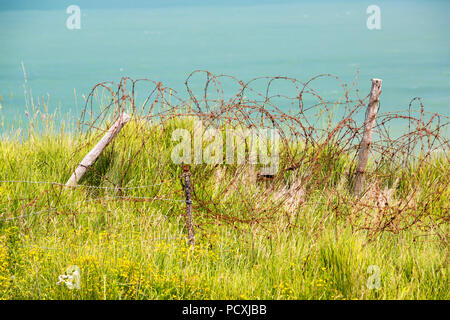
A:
<box><xmin>0</xmin><ymin>0</ymin><xmax>449</xmax><ymax>127</ymax></box>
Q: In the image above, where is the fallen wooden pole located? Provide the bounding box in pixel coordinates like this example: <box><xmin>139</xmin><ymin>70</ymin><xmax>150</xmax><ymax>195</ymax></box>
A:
<box><xmin>66</xmin><ymin>113</ymin><xmax>131</xmax><ymax>187</ymax></box>
<box><xmin>182</xmin><ymin>164</ymin><xmax>195</xmax><ymax>247</ymax></box>
<box><xmin>354</xmin><ymin>79</ymin><xmax>382</xmax><ymax>196</ymax></box>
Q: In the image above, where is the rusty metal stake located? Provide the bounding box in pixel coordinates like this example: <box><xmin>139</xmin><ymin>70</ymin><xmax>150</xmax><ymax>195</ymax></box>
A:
<box><xmin>182</xmin><ymin>165</ymin><xmax>195</xmax><ymax>246</ymax></box>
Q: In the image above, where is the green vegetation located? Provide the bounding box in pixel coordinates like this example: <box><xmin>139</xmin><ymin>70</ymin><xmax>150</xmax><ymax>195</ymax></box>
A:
<box><xmin>0</xmin><ymin>115</ymin><xmax>448</xmax><ymax>300</ymax></box>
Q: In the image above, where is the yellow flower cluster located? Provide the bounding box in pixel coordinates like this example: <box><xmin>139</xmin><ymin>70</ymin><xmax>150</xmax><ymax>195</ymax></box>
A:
<box><xmin>0</xmin><ymin>243</ymin><xmax>11</xmax><ymax>298</ymax></box>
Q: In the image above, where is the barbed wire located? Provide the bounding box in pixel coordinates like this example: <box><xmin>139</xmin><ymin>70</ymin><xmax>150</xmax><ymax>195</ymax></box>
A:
<box><xmin>1</xmin><ymin>70</ymin><xmax>448</xmax><ymax>243</ymax></box>
<box><xmin>0</xmin><ymin>179</ymin><xmax>169</xmax><ymax>190</ymax></box>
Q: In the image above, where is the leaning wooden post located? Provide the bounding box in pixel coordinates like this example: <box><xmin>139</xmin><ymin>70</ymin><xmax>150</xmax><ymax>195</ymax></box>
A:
<box><xmin>182</xmin><ymin>164</ymin><xmax>195</xmax><ymax>246</ymax></box>
<box><xmin>66</xmin><ymin>113</ymin><xmax>131</xmax><ymax>187</ymax></box>
<box><xmin>354</xmin><ymin>79</ymin><xmax>382</xmax><ymax>196</ymax></box>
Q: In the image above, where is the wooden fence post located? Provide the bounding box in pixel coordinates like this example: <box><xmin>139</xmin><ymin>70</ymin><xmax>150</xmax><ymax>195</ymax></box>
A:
<box><xmin>182</xmin><ymin>164</ymin><xmax>195</xmax><ymax>246</ymax></box>
<box><xmin>66</xmin><ymin>113</ymin><xmax>131</xmax><ymax>187</ymax></box>
<box><xmin>248</xmin><ymin>132</ymin><xmax>258</xmax><ymax>184</ymax></box>
<box><xmin>354</xmin><ymin>79</ymin><xmax>382</xmax><ymax>196</ymax></box>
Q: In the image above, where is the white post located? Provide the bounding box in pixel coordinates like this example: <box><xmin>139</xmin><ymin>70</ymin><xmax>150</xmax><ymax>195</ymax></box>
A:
<box><xmin>354</xmin><ymin>79</ymin><xmax>382</xmax><ymax>196</ymax></box>
<box><xmin>66</xmin><ymin>113</ymin><xmax>131</xmax><ymax>187</ymax></box>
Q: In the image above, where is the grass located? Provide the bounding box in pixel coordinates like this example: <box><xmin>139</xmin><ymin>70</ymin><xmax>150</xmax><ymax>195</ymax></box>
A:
<box><xmin>0</xmin><ymin>113</ymin><xmax>448</xmax><ymax>300</ymax></box>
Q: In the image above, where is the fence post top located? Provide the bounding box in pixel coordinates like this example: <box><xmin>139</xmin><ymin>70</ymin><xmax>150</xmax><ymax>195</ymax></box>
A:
<box><xmin>121</xmin><ymin>113</ymin><xmax>131</xmax><ymax>122</ymax></box>
<box><xmin>371</xmin><ymin>78</ymin><xmax>382</xmax><ymax>84</ymax></box>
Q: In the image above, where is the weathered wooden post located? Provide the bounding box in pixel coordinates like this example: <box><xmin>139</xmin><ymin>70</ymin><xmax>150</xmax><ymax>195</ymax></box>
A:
<box><xmin>66</xmin><ymin>113</ymin><xmax>131</xmax><ymax>187</ymax></box>
<box><xmin>182</xmin><ymin>164</ymin><xmax>195</xmax><ymax>246</ymax></box>
<box><xmin>248</xmin><ymin>131</ymin><xmax>258</xmax><ymax>184</ymax></box>
<box><xmin>354</xmin><ymin>79</ymin><xmax>382</xmax><ymax>196</ymax></box>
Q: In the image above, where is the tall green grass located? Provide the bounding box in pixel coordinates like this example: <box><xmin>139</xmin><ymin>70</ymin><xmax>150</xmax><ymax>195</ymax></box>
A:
<box><xmin>0</xmin><ymin>114</ymin><xmax>448</xmax><ymax>300</ymax></box>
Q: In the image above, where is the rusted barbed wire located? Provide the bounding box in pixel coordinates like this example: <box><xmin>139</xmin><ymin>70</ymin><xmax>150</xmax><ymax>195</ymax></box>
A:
<box><xmin>2</xmin><ymin>71</ymin><xmax>448</xmax><ymax>243</ymax></box>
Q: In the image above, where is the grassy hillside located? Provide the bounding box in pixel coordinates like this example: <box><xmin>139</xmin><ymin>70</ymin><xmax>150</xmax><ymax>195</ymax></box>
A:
<box><xmin>0</xmin><ymin>116</ymin><xmax>448</xmax><ymax>300</ymax></box>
